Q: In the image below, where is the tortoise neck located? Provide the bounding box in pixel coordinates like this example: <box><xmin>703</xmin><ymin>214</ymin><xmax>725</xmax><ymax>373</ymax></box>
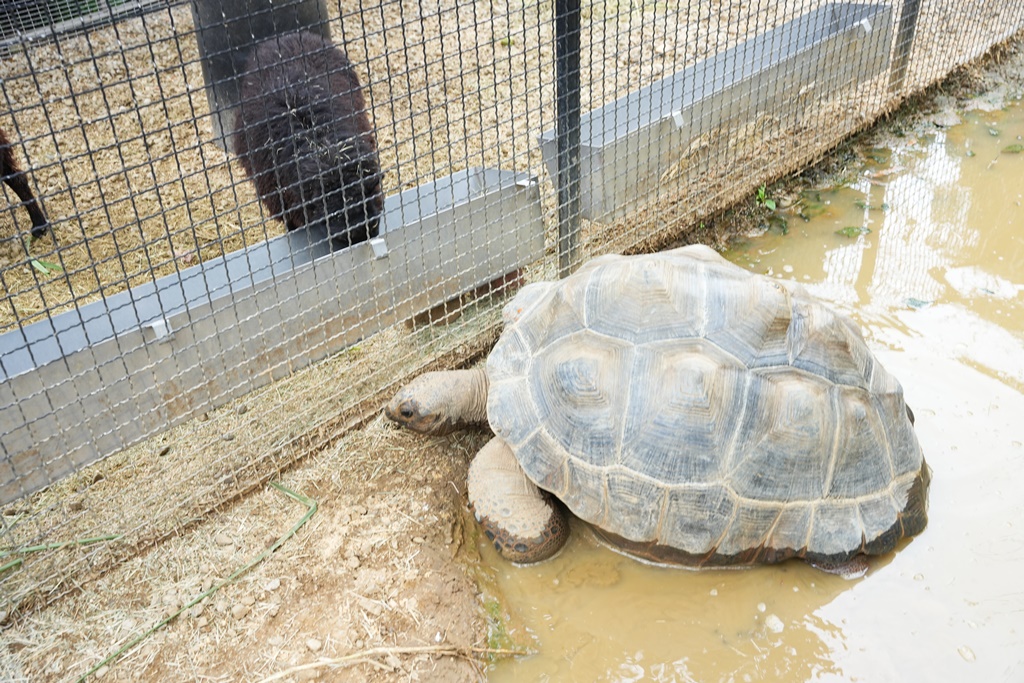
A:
<box><xmin>460</xmin><ymin>367</ymin><xmax>490</xmax><ymax>425</ymax></box>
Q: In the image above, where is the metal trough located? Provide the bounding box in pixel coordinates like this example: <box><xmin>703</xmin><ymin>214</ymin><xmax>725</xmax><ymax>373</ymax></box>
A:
<box><xmin>0</xmin><ymin>167</ymin><xmax>544</xmax><ymax>504</ymax></box>
<box><xmin>539</xmin><ymin>2</ymin><xmax>894</xmax><ymax>223</ymax></box>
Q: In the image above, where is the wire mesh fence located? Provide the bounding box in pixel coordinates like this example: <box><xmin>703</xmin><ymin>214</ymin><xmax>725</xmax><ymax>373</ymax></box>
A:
<box><xmin>1</xmin><ymin>0</ymin><xmax>1022</xmax><ymax>636</ymax></box>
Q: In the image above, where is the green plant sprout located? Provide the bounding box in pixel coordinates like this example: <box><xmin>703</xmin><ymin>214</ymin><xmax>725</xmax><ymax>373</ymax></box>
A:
<box><xmin>755</xmin><ymin>184</ymin><xmax>776</xmax><ymax>211</ymax></box>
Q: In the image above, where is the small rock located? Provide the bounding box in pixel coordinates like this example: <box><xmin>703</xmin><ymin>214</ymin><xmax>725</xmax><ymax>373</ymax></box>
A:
<box><xmin>267</xmin><ymin>604</ymin><xmax>280</xmax><ymax>618</ymax></box>
<box><xmin>757</xmin><ymin>602</ymin><xmax>766</xmax><ymax>613</ymax></box>
<box><xmin>214</xmin><ymin>599</ymin><xmax>228</xmax><ymax>613</ymax></box>
<box><xmin>346</xmin><ymin>556</ymin><xmax>361</xmax><ymax>570</ymax></box>
<box><xmin>306</xmin><ymin>638</ymin><xmax>322</xmax><ymax>652</ymax></box>
<box><xmin>709</xmin><ymin>588</ymin><xmax>718</xmax><ymax>596</ymax></box>
<box><xmin>196</xmin><ymin>616</ymin><xmax>208</xmax><ymax>628</ymax></box>
<box><xmin>157</xmin><ymin>445</ymin><xmax>171</xmax><ymax>457</ymax></box>
<box><xmin>240</xmin><ymin>595</ymin><xmax>255</xmax><ymax>607</ymax></box>
<box><xmin>236</xmin><ymin>404</ymin><xmax>248</xmax><ymax>415</ymax></box>
<box><xmin>94</xmin><ymin>665</ymin><xmax>109</xmax><ymax>679</ymax></box>
<box><xmin>764</xmin><ymin>614</ymin><xmax>784</xmax><ymax>633</ymax></box>
<box><xmin>412</xmin><ymin>536</ymin><xmax>425</xmax><ymax>544</ymax></box>
<box><xmin>932</xmin><ymin>110</ymin><xmax>962</xmax><ymax>128</ymax></box>
<box><xmin>214</xmin><ymin>533</ymin><xmax>233</xmax><ymax>547</ymax></box>
<box><xmin>190</xmin><ymin>604</ymin><xmax>205</xmax><ymax>618</ymax></box>
<box><xmin>265</xmin><ymin>578</ymin><xmax>281</xmax><ymax>592</ymax></box>
<box><xmin>359</xmin><ymin>597</ymin><xmax>383</xmax><ymax>617</ymax></box>
<box><xmin>268</xmin><ymin>635</ymin><xmax>284</xmax><ymax>647</ymax></box>
<box><xmin>231</xmin><ymin>604</ymin><xmax>250</xmax><ymax>620</ymax></box>
<box><xmin>352</xmin><ymin>504</ymin><xmax>368</xmax><ymax>516</ymax></box>
<box><xmin>221</xmin><ymin>433</ymin><xmax>235</xmax><ymax>442</ymax></box>
<box><xmin>958</xmin><ymin>645</ymin><xmax>976</xmax><ymax>662</ymax></box>
<box><xmin>202</xmin><ymin>578</ymin><xmax>215</xmax><ymax>592</ymax></box>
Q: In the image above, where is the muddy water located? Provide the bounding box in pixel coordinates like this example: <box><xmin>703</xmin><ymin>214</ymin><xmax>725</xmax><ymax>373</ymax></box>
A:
<box><xmin>483</xmin><ymin>99</ymin><xmax>1024</xmax><ymax>681</ymax></box>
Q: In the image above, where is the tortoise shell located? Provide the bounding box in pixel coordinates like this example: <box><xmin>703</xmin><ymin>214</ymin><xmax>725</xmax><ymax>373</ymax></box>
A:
<box><xmin>485</xmin><ymin>245</ymin><xmax>929</xmax><ymax>567</ymax></box>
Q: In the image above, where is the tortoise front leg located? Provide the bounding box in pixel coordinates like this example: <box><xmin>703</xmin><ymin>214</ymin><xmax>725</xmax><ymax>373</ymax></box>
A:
<box><xmin>468</xmin><ymin>436</ymin><xmax>568</xmax><ymax>563</ymax></box>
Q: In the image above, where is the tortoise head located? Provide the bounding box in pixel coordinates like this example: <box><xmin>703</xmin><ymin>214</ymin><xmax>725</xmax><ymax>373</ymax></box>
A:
<box><xmin>385</xmin><ymin>369</ymin><xmax>489</xmax><ymax>436</ymax></box>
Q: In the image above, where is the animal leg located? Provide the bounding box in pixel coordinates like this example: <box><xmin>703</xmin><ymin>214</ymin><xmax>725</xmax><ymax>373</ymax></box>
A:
<box><xmin>467</xmin><ymin>436</ymin><xmax>568</xmax><ymax>563</ymax></box>
<box><xmin>1</xmin><ymin>147</ymin><xmax>49</xmax><ymax>239</ymax></box>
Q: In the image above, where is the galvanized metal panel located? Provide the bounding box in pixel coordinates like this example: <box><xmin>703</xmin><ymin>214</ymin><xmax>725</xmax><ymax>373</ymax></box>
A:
<box><xmin>0</xmin><ymin>167</ymin><xmax>544</xmax><ymax>504</ymax></box>
<box><xmin>539</xmin><ymin>3</ymin><xmax>894</xmax><ymax>222</ymax></box>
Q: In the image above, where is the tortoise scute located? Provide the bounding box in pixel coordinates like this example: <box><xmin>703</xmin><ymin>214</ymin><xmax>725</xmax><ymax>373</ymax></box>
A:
<box><xmin>501</xmin><ymin>281</ymin><xmax>556</xmax><ymax>325</ymax></box>
<box><xmin>604</xmin><ymin>470</ymin><xmax>667</xmax><ymax>543</ymax></box>
<box><xmin>717</xmin><ymin>502</ymin><xmax>787</xmax><ymax>557</ymax></box>
<box><xmin>873</xmin><ymin>391</ymin><xmax>924</xmax><ymax>478</ymax></box>
<box><xmin>728</xmin><ymin>371</ymin><xmax>835</xmax><ymax>502</ymax></box>
<box><xmin>560</xmin><ymin>457</ymin><xmax>608</xmax><ymax>526</ymax></box>
<box><xmin>704</xmin><ymin>276</ymin><xmax>791</xmax><ymax>367</ymax></box>
<box><xmin>485</xmin><ymin>328</ymin><xmax>532</xmax><ymax>383</ymax></box>
<box><xmin>511</xmin><ymin>284</ymin><xmax>587</xmax><ymax>355</ymax></box>
<box><xmin>530</xmin><ymin>333</ymin><xmax>633</xmax><ymax>468</ymax></box>
<box><xmin>808</xmin><ymin>501</ymin><xmax>868</xmax><ymax>558</ymax></box>
<box><xmin>827</xmin><ymin>389</ymin><xmax>897</xmax><ymax>498</ymax></box>
<box><xmin>585</xmin><ymin>257</ymin><xmax>707</xmax><ymax>342</ymax></box>
<box><xmin>514</xmin><ymin>428</ymin><xmax>570</xmax><ymax>496</ymax></box>
<box><xmin>661</xmin><ymin>485</ymin><xmax>735</xmax><ymax>554</ymax></box>
<box><xmin>766</xmin><ymin>503</ymin><xmax>814</xmax><ymax>553</ymax></box>
<box><xmin>486</xmin><ymin>378</ymin><xmax>539</xmax><ymax>448</ymax></box>
<box><xmin>620</xmin><ymin>342</ymin><xmax>745</xmax><ymax>485</ymax></box>
<box><xmin>857</xmin><ymin>493</ymin><xmax>902</xmax><ymax>547</ymax></box>
<box><xmin>787</xmin><ymin>301</ymin><xmax>875</xmax><ymax>388</ymax></box>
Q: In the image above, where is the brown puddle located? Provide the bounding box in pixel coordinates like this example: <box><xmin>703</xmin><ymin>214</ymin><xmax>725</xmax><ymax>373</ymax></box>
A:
<box><xmin>483</xmin><ymin>98</ymin><xmax>1024</xmax><ymax>681</ymax></box>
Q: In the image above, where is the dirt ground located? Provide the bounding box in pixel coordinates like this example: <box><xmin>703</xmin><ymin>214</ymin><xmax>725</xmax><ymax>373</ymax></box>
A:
<box><xmin>3</xmin><ymin>415</ymin><xmax>500</xmax><ymax>682</ymax></box>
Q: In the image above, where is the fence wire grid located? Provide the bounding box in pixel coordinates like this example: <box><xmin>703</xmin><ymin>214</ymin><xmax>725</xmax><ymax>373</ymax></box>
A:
<box><xmin>0</xmin><ymin>0</ymin><xmax>1022</xmax><ymax>654</ymax></box>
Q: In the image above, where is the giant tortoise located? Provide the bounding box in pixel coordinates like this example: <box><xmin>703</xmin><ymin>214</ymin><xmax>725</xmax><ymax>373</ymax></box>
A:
<box><xmin>386</xmin><ymin>245</ymin><xmax>930</xmax><ymax>571</ymax></box>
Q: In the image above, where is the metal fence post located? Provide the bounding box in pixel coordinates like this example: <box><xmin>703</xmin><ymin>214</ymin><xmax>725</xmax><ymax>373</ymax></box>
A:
<box><xmin>889</xmin><ymin>0</ymin><xmax>922</xmax><ymax>92</ymax></box>
<box><xmin>554</xmin><ymin>0</ymin><xmax>582</xmax><ymax>277</ymax></box>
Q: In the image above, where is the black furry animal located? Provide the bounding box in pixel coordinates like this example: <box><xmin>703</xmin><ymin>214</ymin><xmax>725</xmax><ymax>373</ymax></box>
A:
<box><xmin>233</xmin><ymin>30</ymin><xmax>383</xmax><ymax>249</ymax></box>
<box><xmin>1</xmin><ymin>126</ymin><xmax>49</xmax><ymax>239</ymax></box>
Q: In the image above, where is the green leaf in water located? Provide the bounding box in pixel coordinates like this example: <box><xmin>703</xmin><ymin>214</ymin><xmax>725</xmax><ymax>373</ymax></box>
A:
<box><xmin>797</xmin><ymin>201</ymin><xmax>827</xmax><ymax>221</ymax></box>
<box><xmin>768</xmin><ymin>214</ymin><xmax>788</xmax><ymax>235</ymax></box>
<box><xmin>836</xmin><ymin>226</ymin><xmax>871</xmax><ymax>238</ymax></box>
<box><xmin>1002</xmin><ymin>144</ymin><xmax>1023</xmax><ymax>154</ymax></box>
